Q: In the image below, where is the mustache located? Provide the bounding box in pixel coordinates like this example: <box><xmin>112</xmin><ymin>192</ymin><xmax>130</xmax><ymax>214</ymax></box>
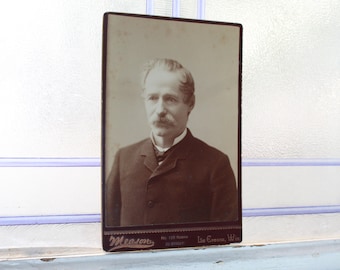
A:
<box><xmin>152</xmin><ymin>117</ymin><xmax>174</xmax><ymax>126</ymax></box>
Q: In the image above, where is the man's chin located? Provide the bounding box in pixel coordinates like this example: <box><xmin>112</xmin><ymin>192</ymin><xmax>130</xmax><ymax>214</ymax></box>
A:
<box><xmin>152</xmin><ymin>126</ymin><xmax>171</xmax><ymax>137</ymax></box>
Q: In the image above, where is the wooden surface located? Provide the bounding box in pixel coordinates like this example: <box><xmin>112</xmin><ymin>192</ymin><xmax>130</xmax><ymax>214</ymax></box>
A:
<box><xmin>1</xmin><ymin>239</ymin><xmax>339</xmax><ymax>269</ymax></box>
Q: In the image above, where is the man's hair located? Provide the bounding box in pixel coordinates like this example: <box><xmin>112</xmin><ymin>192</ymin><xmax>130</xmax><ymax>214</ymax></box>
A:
<box><xmin>141</xmin><ymin>58</ymin><xmax>195</xmax><ymax>105</ymax></box>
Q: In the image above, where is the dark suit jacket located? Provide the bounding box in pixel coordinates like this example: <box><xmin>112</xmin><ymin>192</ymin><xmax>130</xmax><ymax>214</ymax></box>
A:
<box><xmin>105</xmin><ymin>129</ymin><xmax>238</xmax><ymax>226</ymax></box>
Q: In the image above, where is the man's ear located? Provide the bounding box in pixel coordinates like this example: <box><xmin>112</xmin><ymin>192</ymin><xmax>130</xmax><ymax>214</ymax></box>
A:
<box><xmin>190</xmin><ymin>95</ymin><xmax>195</xmax><ymax>110</ymax></box>
<box><xmin>188</xmin><ymin>95</ymin><xmax>195</xmax><ymax>113</ymax></box>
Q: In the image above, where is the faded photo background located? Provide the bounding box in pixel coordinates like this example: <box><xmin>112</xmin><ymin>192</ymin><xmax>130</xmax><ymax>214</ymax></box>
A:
<box><xmin>104</xmin><ymin>15</ymin><xmax>240</xmax><ymax>179</ymax></box>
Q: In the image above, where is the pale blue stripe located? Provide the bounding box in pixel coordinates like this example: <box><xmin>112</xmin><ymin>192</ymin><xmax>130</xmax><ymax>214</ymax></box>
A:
<box><xmin>243</xmin><ymin>158</ymin><xmax>340</xmax><ymax>167</ymax></box>
<box><xmin>146</xmin><ymin>0</ymin><xmax>153</xmax><ymax>15</ymax></box>
<box><xmin>172</xmin><ymin>0</ymin><xmax>180</xmax><ymax>17</ymax></box>
<box><xmin>1</xmin><ymin>158</ymin><xmax>340</xmax><ymax>167</ymax></box>
<box><xmin>243</xmin><ymin>205</ymin><xmax>340</xmax><ymax>217</ymax></box>
<box><xmin>0</xmin><ymin>214</ymin><xmax>100</xmax><ymax>226</ymax></box>
<box><xmin>0</xmin><ymin>158</ymin><xmax>100</xmax><ymax>167</ymax></box>
<box><xmin>197</xmin><ymin>0</ymin><xmax>205</xmax><ymax>19</ymax></box>
<box><xmin>1</xmin><ymin>205</ymin><xmax>339</xmax><ymax>226</ymax></box>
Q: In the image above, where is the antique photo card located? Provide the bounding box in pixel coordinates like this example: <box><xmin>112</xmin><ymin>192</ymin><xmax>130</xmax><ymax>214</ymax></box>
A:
<box><xmin>102</xmin><ymin>12</ymin><xmax>242</xmax><ymax>252</ymax></box>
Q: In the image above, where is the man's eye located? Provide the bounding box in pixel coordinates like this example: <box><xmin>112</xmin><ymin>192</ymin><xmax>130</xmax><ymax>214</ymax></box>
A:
<box><xmin>166</xmin><ymin>97</ymin><xmax>177</xmax><ymax>103</ymax></box>
<box><xmin>148</xmin><ymin>96</ymin><xmax>158</xmax><ymax>101</ymax></box>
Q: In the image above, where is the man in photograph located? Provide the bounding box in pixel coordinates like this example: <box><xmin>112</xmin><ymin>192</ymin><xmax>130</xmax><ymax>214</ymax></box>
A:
<box><xmin>105</xmin><ymin>58</ymin><xmax>238</xmax><ymax>227</ymax></box>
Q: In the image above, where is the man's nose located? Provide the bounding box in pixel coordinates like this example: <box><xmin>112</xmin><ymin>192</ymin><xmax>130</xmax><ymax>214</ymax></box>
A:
<box><xmin>155</xmin><ymin>99</ymin><xmax>167</xmax><ymax>116</ymax></box>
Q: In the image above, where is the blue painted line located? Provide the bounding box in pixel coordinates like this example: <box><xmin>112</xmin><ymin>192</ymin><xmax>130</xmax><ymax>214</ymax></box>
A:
<box><xmin>1</xmin><ymin>205</ymin><xmax>340</xmax><ymax>226</ymax></box>
<box><xmin>243</xmin><ymin>205</ymin><xmax>340</xmax><ymax>217</ymax></box>
<box><xmin>1</xmin><ymin>158</ymin><xmax>340</xmax><ymax>167</ymax></box>
<box><xmin>146</xmin><ymin>0</ymin><xmax>153</xmax><ymax>15</ymax></box>
<box><xmin>242</xmin><ymin>158</ymin><xmax>340</xmax><ymax>167</ymax></box>
<box><xmin>0</xmin><ymin>158</ymin><xmax>100</xmax><ymax>167</ymax></box>
<box><xmin>172</xmin><ymin>0</ymin><xmax>180</xmax><ymax>17</ymax></box>
<box><xmin>197</xmin><ymin>0</ymin><xmax>205</xmax><ymax>19</ymax></box>
<box><xmin>0</xmin><ymin>214</ymin><xmax>100</xmax><ymax>226</ymax></box>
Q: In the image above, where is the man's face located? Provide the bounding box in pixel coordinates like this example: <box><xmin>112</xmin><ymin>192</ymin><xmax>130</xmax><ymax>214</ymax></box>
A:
<box><xmin>143</xmin><ymin>68</ymin><xmax>194</xmax><ymax>141</ymax></box>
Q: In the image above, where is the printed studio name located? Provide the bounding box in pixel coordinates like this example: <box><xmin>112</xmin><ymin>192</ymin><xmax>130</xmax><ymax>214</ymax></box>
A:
<box><xmin>108</xmin><ymin>233</ymin><xmax>240</xmax><ymax>251</ymax></box>
<box><xmin>109</xmin><ymin>235</ymin><xmax>155</xmax><ymax>251</ymax></box>
<box><xmin>198</xmin><ymin>234</ymin><xmax>240</xmax><ymax>244</ymax></box>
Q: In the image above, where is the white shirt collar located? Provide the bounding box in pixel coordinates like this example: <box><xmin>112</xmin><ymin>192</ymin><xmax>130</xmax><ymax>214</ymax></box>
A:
<box><xmin>151</xmin><ymin>128</ymin><xmax>187</xmax><ymax>153</ymax></box>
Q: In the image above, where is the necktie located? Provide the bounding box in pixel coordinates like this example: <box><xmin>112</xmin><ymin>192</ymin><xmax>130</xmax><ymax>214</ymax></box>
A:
<box><xmin>153</xmin><ymin>147</ymin><xmax>169</xmax><ymax>163</ymax></box>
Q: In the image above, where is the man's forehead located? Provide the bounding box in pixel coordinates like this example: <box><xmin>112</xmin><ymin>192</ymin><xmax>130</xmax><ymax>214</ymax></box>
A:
<box><xmin>145</xmin><ymin>68</ymin><xmax>181</xmax><ymax>86</ymax></box>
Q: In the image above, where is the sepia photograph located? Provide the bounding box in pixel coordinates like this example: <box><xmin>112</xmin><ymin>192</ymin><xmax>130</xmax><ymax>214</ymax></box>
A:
<box><xmin>102</xmin><ymin>12</ymin><xmax>242</xmax><ymax>252</ymax></box>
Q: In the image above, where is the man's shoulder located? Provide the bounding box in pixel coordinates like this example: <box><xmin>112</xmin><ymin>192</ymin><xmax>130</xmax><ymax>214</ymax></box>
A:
<box><xmin>189</xmin><ymin>134</ymin><xmax>230</xmax><ymax>159</ymax></box>
<box><xmin>193</xmin><ymin>138</ymin><xmax>226</xmax><ymax>155</ymax></box>
<box><xmin>117</xmin><ymin>138</ymin><xmax>150</xmax><ymax>154</ymax></box>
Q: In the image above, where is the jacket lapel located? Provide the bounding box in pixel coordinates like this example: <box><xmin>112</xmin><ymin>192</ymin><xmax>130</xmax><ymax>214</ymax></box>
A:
<box><xmin>140</xmin><ymin>139</ymin><xmax>158</xmax><ymax>172</ymax></box>
<box><xmin>140</xmin><ymin>130</ymin><xmax>194</xmax><ymax>180</ymax></box>
<box><xmin>151</xmin><ymin>157</ymin><xmax>178</xmax><ymax>179</ymax></box>
<box><xmin>140</xmin><ymin>139</ymin><xmax>176</xmax><ymax>178</ymax></box>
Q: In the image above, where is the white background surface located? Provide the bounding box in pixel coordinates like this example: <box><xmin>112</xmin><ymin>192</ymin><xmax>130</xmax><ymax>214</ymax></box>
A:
<box><xmin>0</xmin><ymin>0</ymin><xmax>339</xmax><ymax>259</ymax></box>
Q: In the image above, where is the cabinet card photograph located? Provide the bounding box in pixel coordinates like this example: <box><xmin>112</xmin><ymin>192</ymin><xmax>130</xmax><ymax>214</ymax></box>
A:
<box><xmin>102</xmin><ymin>12</ymin><xmax>242</xmax><ymax>252</ymax></box>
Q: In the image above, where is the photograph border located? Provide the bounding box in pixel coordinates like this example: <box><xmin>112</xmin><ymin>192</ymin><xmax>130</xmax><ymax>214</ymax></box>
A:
<box><xmin>101</xmin><ymin>12</ymin><xmax>242</xmax><ymax>252</ymax></box>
